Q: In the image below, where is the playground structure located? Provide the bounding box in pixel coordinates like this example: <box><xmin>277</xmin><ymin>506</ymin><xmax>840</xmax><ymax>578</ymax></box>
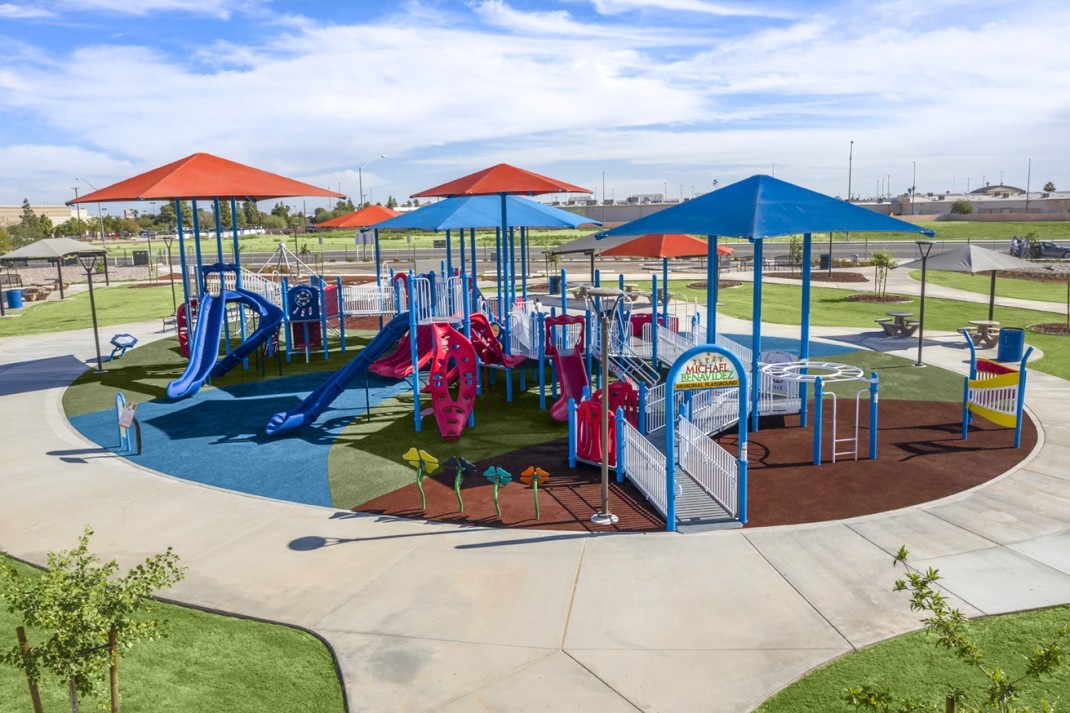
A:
<box><xmin>961</xmin><ymin>330</ymin><xmax>1033</xmax><ymax>448</ymax></box>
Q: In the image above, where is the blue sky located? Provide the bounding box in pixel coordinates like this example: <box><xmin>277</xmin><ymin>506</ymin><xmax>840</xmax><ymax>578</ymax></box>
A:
<box><xmin>1</xmin><ymin>0</ymin><xmax>1068</xmax><ymax>211</ymax></box>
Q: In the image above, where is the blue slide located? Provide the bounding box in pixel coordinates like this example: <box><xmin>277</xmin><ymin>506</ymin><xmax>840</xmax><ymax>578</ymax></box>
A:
<box><xmin>167</xmin><ymin>289</ymin><xmax>284</xmax><ymax>400</ymax></box>
<box><xmin>265</xmin><ymin>312</ymin><xmax>411</xmax><ymax>436</ymax></box>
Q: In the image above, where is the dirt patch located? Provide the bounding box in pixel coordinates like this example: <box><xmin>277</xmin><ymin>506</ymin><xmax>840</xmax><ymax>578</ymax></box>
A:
<box><xmin>685</xmin><ymin>281</ymin><xmax>743</xmax><ymax>290</ymax></box>
<box><xmin>846</xmin><ymin>293</ymin><xmax>912</xmax><ymax>303</ymax></box>
<box><xmin>355</xmin><ymin>400</ymin><xmax>1035</xmax><ymax>531</ymax></box>
<box><xmin>1028</xmin><ymin>322</ymin><xmax>1070</xmax><ymax>336</ymax></box>
<box><xmin>763</xmin><ymin>271</ymin><xmax>869</xmax><ymax>283</ymax></box>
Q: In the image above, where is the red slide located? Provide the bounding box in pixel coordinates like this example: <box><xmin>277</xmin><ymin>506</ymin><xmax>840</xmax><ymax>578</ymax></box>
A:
<box><xmin>544</xmin><ymin>314</ymin><xmax>590</xmax><ymax>422</ymax></box>
<box><xmin>369</xmin><ymin>324</ymin><xmax>436</xmax><ymax>378</ymax></box>
<box><xmin>469</xmin><ymin>313</ymin><xmax>527</xmax><ymax>368</ymax></box>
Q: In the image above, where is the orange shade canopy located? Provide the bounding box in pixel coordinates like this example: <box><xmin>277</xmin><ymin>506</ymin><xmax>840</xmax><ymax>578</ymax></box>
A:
<box><xmin>412</xmin><ymin>163</ymin><xmax>590</xmax><ymax>198</ymax></box>
<box><xmin>67</xmin><ymin>152</ymin><xmax>344</xmax><ymax>204</ymax></box>
<box><xmin>317</xmin><ymin>205</ymin><xmax>402</xmax><ymax>229</ymax></box>
<box><xmin>599</xmin><ymin>233</ymin><xmax>733</xmax><ymax>259</ymax></box>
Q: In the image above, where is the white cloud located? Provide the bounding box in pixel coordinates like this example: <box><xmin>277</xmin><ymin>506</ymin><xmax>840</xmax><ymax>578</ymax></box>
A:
<box><xmin>52</xmin><ymin>0</ymin><xmax>264</xmax><ymax>19</ymax></box>
<box><xmin>0</xmin><ymin>3</ymin><xmax>55</xmax><ymax>18</ymax></box>
<box><xmin>586</xmin><ymin>0</ymin><xmax>796</xmax><ymax>19</ymax></box>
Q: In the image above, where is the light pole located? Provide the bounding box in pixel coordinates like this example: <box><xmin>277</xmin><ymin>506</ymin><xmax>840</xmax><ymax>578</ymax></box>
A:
<box><xmin>914</xmin><ymin>240</ymin><xmax>934</xmax><ymax>367</ymax></box>
<box><xmin>77</xmin><ymin>252</ymin><xmax>105</xmax><ymax>373</ymax></box>
<box><xmin>359</xmin><ymin>154</ymin><xmax>386</xmax><ymax>209</ymax></box>
<box><xmin>77</xmin><ymin>177</ymin><xmax>110</xmax><ymax>285</ymax></box>
<box><xmin>846</xmin><ymin>139</ymin><xmax>854</xmax><ymax>243</ymax></box>
<box><xmin>910</xmin><ymin>161</ymin><xmax>917</xmax><ymax>215</ymax></box>
<box><xmin>582</xmin><ymin>286</ymin><xmax>626</xmax><ymax>526</ymax></box>
<box><xmin>71</xmin><ymin>186</ymin><xmax>83</xmax><ymax>234</ymax></box>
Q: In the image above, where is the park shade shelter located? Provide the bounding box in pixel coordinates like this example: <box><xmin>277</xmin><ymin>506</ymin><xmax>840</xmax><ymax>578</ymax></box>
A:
<box><xmin>317</xmin><ymin>204</ymin><xmax>401</xmax><ymax>229</ymax></box>
<box><xmin>896</xmin><ymin>243</ymin><xmax>1036</xmax><ymax>321</ymax></box>
<box><xmin>599</xmin><ymin>173</ymin><xmax>935</xmax><ymax>430</ymax></box>
<box><xmin>366</xmin><ymin>194</ymin><xmax>600</xmax><ymax>302</ymax></box>
<box><xmin>412</xmin><ymin>164</ymin><xmax>592</xmax><ymax>350</ymax></box>
<box><xmin>66</xmin><ymin>152</ymin><xmax>342</xmax><ymax>319</ymax></box>
<box><xmin>0</xmin><ymin>237</ymin><xmax>106</xmax><ymax>302</ymax></box>
<box><xmin>599</xmin><ymin>233</ymin><xmax>732</xmax><ymax>324</ymax></box>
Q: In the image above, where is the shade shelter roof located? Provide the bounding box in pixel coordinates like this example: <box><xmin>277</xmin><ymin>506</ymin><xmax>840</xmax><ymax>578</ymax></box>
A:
<box><xmin>412</xmin><ymin>163</ymin><xmax>591</xmax><ymax>198</ymax></box>
<box><xmin>896</xmin><ymin>244</ymin><xmax>1033</xmax><ymax>274</ymax></box>
<box><xmin>1</xmin><ymin>237</ymin><xmax>105</xmax><ymax>261</ymax></box>
<box><xmin>367</xmin><ymin>195</ymin><xmax>601</xmax><ymax>232</ymax></box>
<box><xmin>600</xmin><ymin>233</ymin><xmax>732</xmax><ymax>259</ymax></box>
<box><xmin>598</xmin><ymin>174</ymin><xmax>935</xmax><ymax>240</ymax></box>
<box><xmin>66</xmin><ymin>153</ymin><xmax>344</xmax><ymax>203</ymax></box>
<box><xmin>317</xmin><ymin>205</ymin><xmax>401</xmax><ymax>229</ymax></box>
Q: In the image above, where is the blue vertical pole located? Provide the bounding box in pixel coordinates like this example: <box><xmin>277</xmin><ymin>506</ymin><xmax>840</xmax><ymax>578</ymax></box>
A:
<box><xmin>585</xmin><ymin>307</ymin><xmax>594</xmax><ymax>384</ymax></box>
<box><xmin>961</xmin><ymin>376</ymin><xmax>971</xmax><ymax>441</ymax></box>
<box><xmin>651</xmin><ymin>274</ymin><xmax>659</xmax><ymax>366</ymax></box>
<box><xmin>869</xmin><ymin>372</ymin><xmax>879</xmax><ymax>458</ymax></box>
<box><xmin>462</xmin><ymin>272</ymin><xmax>471</xmax><ymax>339</ymax></box>
<box><xmin>374</xmin><ymin>229</ymin><xmax>382</xmax><ymax>285</ymax></box>
<box><xmin>470</xmin><ymin>228</ymin><xmax>477</xmax><ymax>302</ymax></box>
<box><xmin>568</xmin><ymin>398</ymin><xmax>578</xmax><ymax>468</ymax></box>
<box><xmin>495</xmin><ymin>228</ymin><xmax>502</xmax><ymax>316</ymax></box>
<box><xmin>638</xmin><ymin>382</ymin><xmax>647</xmax><ymax>434</ymax></box>
<box><xmin>445</xmin><ymin>229</ymin><xmax>452</xmax><ymax>277</ymax></box>
<box><xmin>615</xmin><ymin>407</ymin><xmax>625</xmax><ymax>483</ymax></box>
<box><xmin>319</xmin><ymin>278</ymin><xmax>329</xmax><ymax>360</ymax></box>
<box><xmin>282</xmin><ymin>278</ymin><xmax>291</xmax><ymax>362</ymax></box>
<box><xmin>800</xmin><ymin>233</ymin><xmax>813</xmax><ymax>427</ymax></box>
<box><xmin>1014</xmin><ymin>347</ymin><xmax>1033</xmax><ymax>448</ymax></box>
<box><xmin>560</xmin><ymin>268</ymin><xmax>567</xmax><ymax>314</ymax></box>
<box><xmin>213</xmin><ymin>197</ymin><xmax>224</xmax><ymax>263</ymax></box>
<box><xmin>813</xmin><ymin>376</ymin><xmax>823</xmax><ymax>465</ymax></box>
<box><xmin>175</xmin><ymin>199</ymin><xmax>190</xmax><ymax>312</ymax></box>
<box><xmin>662</xmin><ymin>258</ymin><xmax>669</xmax><ymax>328</ymax></box>
<box><xmin>508</xmin><ymin>226</ymin><xmax>516</xmax><ymax>309</ymax></box>
<box><xmin>708</xmin><ymin>236</ymin><xmax>718</xmax><ymax>343</ymax></box>
<box><xmin>191</xmin><ymin>199</ymin><xmax>204</xmax><ymax>284</ymax></box>
<box><xmin>336</xmin><ymin>275</ymin><xmax>347</xmax><ymax>352</ymax></box>
<box><xmin>409</xmin><ymin>274</ymin><xmax>421</xmax><ymax>433</ymax></box>
<box><xmin>751</xmin><ymin>238</ymin><xmax>763</xmax><ymax>432</ymax></box>
<box><xmin>459</xmin><ymin>228</ymin><xmax>466</xmax><ymax>277</ymax></box>
<box><xmin>537</xmin><ymin>313</ymin><xmax>546</xmax><ymax>409</ymax></box>
<box><xmin>230</xmin><ymin>197</ymin><xmax>248</xmax><ymax>367</ymax></box>
<box><xmin>520</xmin><ymin>227</ymin><xmax>528</xmax><ymax>301</ymax></box>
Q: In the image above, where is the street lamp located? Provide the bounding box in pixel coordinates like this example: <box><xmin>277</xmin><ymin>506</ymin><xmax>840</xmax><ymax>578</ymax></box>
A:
<box><xmin>914</xmin><ymin>240</ymin><xmax>934</xmax><ymax>367</ymax></box>
<box><xmin>77</xmin><ymin>177</ymin><xmax>110</xmax><ymax>286</ymax></box>
<box><xmin>77</xmin><ymin>252</ymin><xmax>105</xmax><ymax>373</ymax></box>
<box><xmin>358</xmin><ymin>154</ymin><xmax>386</xmax><ymax>209</ymax></box>
<box><xmin>581</xmin><ymin>286</ymin><xmax>627</xmax><ymax>526</ymax></box>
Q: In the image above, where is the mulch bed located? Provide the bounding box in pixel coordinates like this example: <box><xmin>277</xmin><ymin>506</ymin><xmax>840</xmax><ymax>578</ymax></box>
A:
<box><xmin>356</xmin><ymin>400</ymin><xmax>1036</xmax><ymax>531</ymax></box>
<box><xmin>1028</xmin><ymin>323</ymin><xmax>1070</xmax><ymax>336</ymax></box>
<box><xmin>763</xmin><ymin>271</ymin><xmax>869</xmax><ymax>283</ymax></box>
<box><xmin>845</xmin><ymin>293</ymin><xmax>912</xmax><ymax>303</ymax></box>
<box><xmin>686</xmin><ymin>281</ymin><xmax>743</xmax><ymax>290</ymax></box>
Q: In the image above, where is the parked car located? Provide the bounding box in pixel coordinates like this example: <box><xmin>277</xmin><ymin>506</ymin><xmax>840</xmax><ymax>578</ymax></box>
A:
<box><xmin>1035</xmin><ymin>241</ymin><xmax>1070</xmax><ymax>258</ymax></box>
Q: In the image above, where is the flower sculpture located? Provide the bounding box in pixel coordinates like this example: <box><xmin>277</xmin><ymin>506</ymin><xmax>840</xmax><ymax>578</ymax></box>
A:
<box><xmin>443</xmin><ymin>456</ymin><xmax>476</xmax><ymax>513</ymax></box>
<box><xmin>401</xmin><ymin>447</ymin><xmax>440</xmax><ymax>511</ymax></box>
<box><xmin>519</xmin><ymin>466</ymin><xmax>550</xmax><ymax>520</ymax></box>
<box><xmin>482</xmin><ymin>466</ymin><xmax>512</xmax><ymax>518</ymax></box>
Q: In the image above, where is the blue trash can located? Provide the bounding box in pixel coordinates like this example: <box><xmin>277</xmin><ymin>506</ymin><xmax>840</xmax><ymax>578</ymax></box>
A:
<box><xmin>4</xmin><ymin>289</ymin><xmax>23</xmax><ymax>309</ymax></box>
<box><xmin>997</xmin><ymin>327</ymin><xmax>1025</xmax><ymax>363</ymax></box>
<box><xmin>548</xmin><ymin>274</ymin><xmax>562</xmax><ymax>294</ymax></box>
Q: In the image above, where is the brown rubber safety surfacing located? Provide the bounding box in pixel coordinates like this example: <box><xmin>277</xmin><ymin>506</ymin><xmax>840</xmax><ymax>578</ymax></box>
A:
<box><xmin>355</xmin><ymin>400</ymin><xmax>1037</xmax><ymax>531</ymax></box>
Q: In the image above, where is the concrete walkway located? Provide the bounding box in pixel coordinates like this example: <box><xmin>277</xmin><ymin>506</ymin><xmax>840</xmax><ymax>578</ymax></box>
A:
<box><xmin>1</xmin><ymin>300</ymin><xmax>1069</xmax><ymax>712</ymax></box>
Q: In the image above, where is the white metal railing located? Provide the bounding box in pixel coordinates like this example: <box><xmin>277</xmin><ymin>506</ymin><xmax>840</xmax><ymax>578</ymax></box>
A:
<box><xmin>239</xmin><ymin>269</ymin><xmax>283</xmax><ymax>307</ymax></box>
<box><xmin>411</xmin><ymin>276</ymin><xmax>435</xmax><ymax>324</ymax></box>
<box><xmin>656</xmin><ymin>327</ymin><xmax>694</xmax><ymax>366</ymax></box>
<box><xmin>677</xmin><ymin>416</ymin><xmax>738</xmax><ymax>517</ymax></box>
<box><xmin>715</xmin><ymin>333</ymin><xmax>752</xmax><ymax>366</ymax></box>
<box><xmin>434</xmin><ymin>276</ymin><xmax>465</xmax><ymax>321</ymax></box>
<box><xmin>550</xmin><ymin>322</ymin><xmax>584</xmax><ymax>355</ymax></box>
<box><xmin>509</xmin><ymin>309</ymin><xmax>541</xmax><ymax>358</ymax></box>
<box><xmin>692</xmin><ymin>388</ymin><xmax>741</xmax><ymax>435</ymax></box>
<box><xmin>621</xmin><ymin>420</ymin><xmax>669</xmax><ymax>518</ymax></box>
<box><xmin>758</xmin><ymin>369</ymin><xmax>801</xmax><ymax>415</ymax></box>
<box><xmin>341</xmin><ymin>283</ymin><xmax>395</xmax><ymax>316</ymax></box>
<box><xmin>645</xmin><ymin>382</ymin><xmax>666</xmax><ymax>433</ymax></box>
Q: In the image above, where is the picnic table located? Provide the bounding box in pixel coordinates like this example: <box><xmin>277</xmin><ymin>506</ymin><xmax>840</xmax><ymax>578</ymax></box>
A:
<box><xmin>875</xmin><ymin>311</ymin><xmax>919</xmax><ymax>337</ymax></box>
<box><xmin>966</xmin><ymin>320</ymin><xmax>1001</xmax><ymax>348</ymax></box>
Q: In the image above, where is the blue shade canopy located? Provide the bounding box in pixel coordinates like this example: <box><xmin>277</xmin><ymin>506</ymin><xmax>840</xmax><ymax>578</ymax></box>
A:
<box><xmin>367</xmin><ymin>194</ymin><xmax>601</xmax><ymax>232</ymax></box>
<box><xmin>598</xmin><ymin>174</ymin><xmax>935</xmax><ymax>240</ymax></box>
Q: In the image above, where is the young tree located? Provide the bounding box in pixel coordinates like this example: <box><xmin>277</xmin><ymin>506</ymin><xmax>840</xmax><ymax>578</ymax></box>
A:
<box><xmin>0</xmin><ymin>527</ymin><xmax>185</xmax><ymax>712</ymax></box>
<box><xmin>870</xmin><ymin>249</ymin><xmax>896</xmax><ymax>297</ymax></box>
<box><xmin>8</xmin><ymin>199</ymin><xmax>48</xmax><ymax>247</ymax></box>
<box><xmin>950</xmin><ymin>199</ymin><xmax>974</xmax><ymax>215</ymax></box>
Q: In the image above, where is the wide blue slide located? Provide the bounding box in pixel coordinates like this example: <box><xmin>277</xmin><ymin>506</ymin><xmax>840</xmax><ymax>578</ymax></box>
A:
<box><xmin>167</xmin><ymin>289</ymin><xmax>283</xmax><ymax>400</ymax></box>
<box><xmin>265</xmin><ymin>312</ymin><xmax>411</xmax><ymax>436</ymax></box>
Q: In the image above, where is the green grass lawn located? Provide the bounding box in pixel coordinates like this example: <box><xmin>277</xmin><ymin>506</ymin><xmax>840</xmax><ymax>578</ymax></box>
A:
<box><xmin>757</xmin><ymin>603</ymin><xmax>1070</xmax><ymax>712</ymax></box>
<box><xmin>0</xmin><ymin>285</ymin><xmax>175</xmax><ymax>338</ymax></box>
<box><xmin>910</xmin><ymin>268</ymin><xmax>1070</xmax><ymax>306</ymax></box>
<box><xmin>0</xmin><ymin>554</ymin><xmax>345</xmax><ymax>713</ymax></box>
<box><xmin>670</xmin><ymin>280</ymin><xmax>1070</xmax><ymax>380</ymax></box>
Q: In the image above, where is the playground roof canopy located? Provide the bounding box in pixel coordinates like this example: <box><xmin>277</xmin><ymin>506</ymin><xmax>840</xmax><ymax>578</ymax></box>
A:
<box><xmin>367</xmin><ymin>194</ymin><xmax>601</xmax><ymax>232</ymax></box>
<box><xmin>412</xmin><ymin>163</ymin><xmax>591</xmax><ymax>198</ymax></box>
<box><xmin>67</xmin><ymin>153</ymin><xmax>344</xmax><ymax>203</ymax></box>
<box><xmin>598</xmin><ymin>174</ymin><xmax>936</xmax><ymax>240</ymax></box>
<box><xmin>1</xmin><ymin>237</ymin><xmax>105</xmax><ymax>261</ymax></box>
<box><xmin>600</xmin><ymin>233</ymin><xmax>732</xmax><ymax>259</ymax></box>
<box><xmin>317</xmin><ymin>205</ymin><xmax>401</xmax><ymax>229</ymax></box>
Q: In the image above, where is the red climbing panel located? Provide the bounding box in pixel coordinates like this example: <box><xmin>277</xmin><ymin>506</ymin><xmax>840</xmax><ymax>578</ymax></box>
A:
<box><xmin>428</xmin><ymin>323</ymin><xmax>478</xmax><ymax>440</ymax></box>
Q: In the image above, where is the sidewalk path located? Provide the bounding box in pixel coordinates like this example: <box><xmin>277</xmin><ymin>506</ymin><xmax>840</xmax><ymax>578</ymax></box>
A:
<box><xmin>2</xmin><ymin>306</ymin><xmax>1069</xmax><ymax>712</ymax></box>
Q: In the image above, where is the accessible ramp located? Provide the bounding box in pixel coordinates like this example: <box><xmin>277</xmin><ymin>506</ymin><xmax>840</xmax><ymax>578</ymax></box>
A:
<box><xmin>265</xmin><ymin>312</ymin><xmax>412</xmax><ymax>436</ymax></box>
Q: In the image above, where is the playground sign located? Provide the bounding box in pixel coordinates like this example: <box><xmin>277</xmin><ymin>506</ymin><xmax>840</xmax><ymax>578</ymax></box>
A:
<box><xmin>673</xmin><ymin>352</ymin><xmax>739</xmax><ymax>390</ymax></box>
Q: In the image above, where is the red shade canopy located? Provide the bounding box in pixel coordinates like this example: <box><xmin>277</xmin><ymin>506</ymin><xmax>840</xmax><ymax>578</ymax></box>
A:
<box><xmin>599</xmin><ymin>233</ymin><xmax>733</xmax><ymax>259</ymax></box>
<box><xmin>412</xmin><ymin>163</ymin><xmax>590</xmax><ymax>198</ymax></box>
<box><xmin>67</xmin><ymin>153</ymin><xmax>344</xmax><ymax>204</ymax></box>
<box><xmin>317</xmin><ymin>205</ymin><xmax>402</xmax><ymax>229</ymax></box>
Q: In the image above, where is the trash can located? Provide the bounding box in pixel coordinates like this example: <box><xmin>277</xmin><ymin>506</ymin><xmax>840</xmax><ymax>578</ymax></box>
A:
<box><xmin>132</xmin><ymin>250</ymin><xmax>149</xmax><ymax>266</ymax></box>
<box><xmin>997</xmin><ymin>327</ymin><xmax>1025</xmax><ymax>363</ymax></box>
<box><xmin>548</xmin><ymin>274</ymin><xmax>562</xmax><ymax>294</ymax></box>
<box><xmin>819</xmin><ymin>253</ymin><xmax>831</xmax><ymax>270</ymax></box>
<box><xmin>5</xmin><ymin>289</ymin><xmax>23</xmax><ymax>309</ymax></box>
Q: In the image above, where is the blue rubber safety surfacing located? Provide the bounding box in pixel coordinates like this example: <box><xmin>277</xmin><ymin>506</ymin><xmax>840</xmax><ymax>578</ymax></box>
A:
<box><xmin>69</xmin><ymin>373</ymin><xmax>410</xmax><ymax>507</ymax></box>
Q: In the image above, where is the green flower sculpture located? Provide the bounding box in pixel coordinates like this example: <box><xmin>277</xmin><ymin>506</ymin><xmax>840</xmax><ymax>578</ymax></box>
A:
<box><xmin>520</xmin><ymin>466</ymin><xmax>550</xmax><ymax>520</ymax></box>
<box><xmin>482</xmin><ymin>466</ymin><xmax>512</xmax><ymax>518</ymax></box>
<box><xmin>401</xmin><ymin>447</ymin><xmax>440</xmax><ymax>511</ymax></box>
<box><xmin>443</xmin><ymin>456</ymin><xmax>476</xmax><ymax>513</ymax></box>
